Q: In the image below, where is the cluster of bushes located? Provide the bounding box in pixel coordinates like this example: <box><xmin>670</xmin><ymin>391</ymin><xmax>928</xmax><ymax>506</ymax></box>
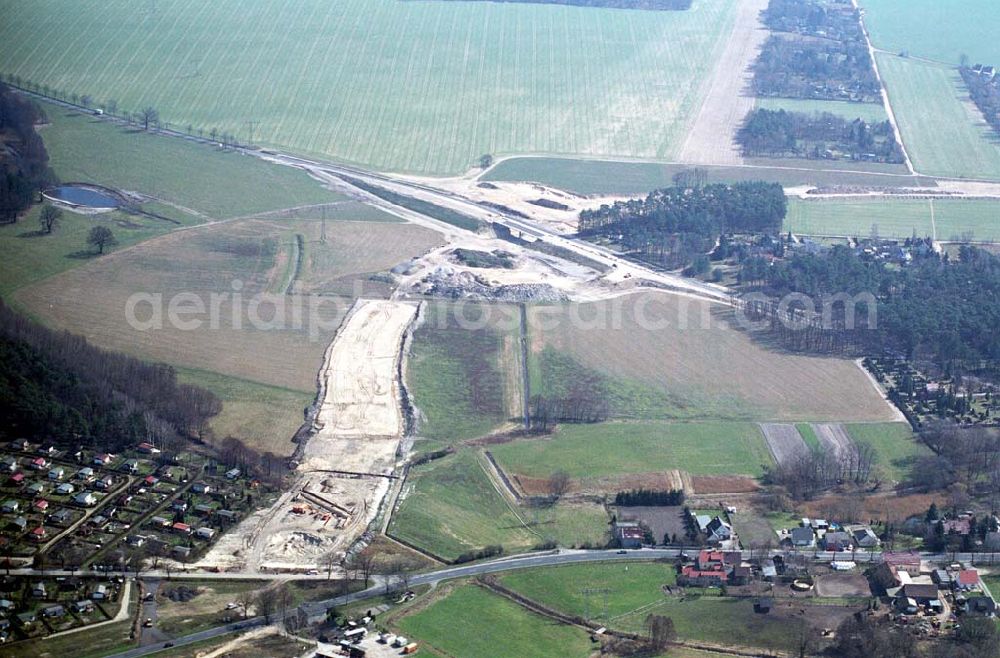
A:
<box><xmin>454</xmin><ymin>544</ymin><xmax>503</xmax><ymax>564</ymax></box>
<box><xmin>738</xmin><ymin>108</ymin><xmax>904</xmax><ymax>163</ymax></box>
<box><xmin>753</xmin><ymin>36</ymin><xmax>881</xmax><ymax>102</ymax></box>
<box><xmin>451</xmin><ymin>248</ymin><xmax>515</xmax><ymax>270</ymax></box>
<box><xmin>614</xmin><ymin>489</ymin><xmax>685</xmax><ymax>506</ymax></box>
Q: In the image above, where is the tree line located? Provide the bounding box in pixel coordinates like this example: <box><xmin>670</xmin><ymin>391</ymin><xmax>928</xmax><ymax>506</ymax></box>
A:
<box><xmin>613</xmin><ymin>488</ymin><xmax>685</xmax><ymax>506</ymax></box>
<box><xmin>738</xmin><ymin>108</ymin><xmax>904</xmax><ymax>163</ymax></box>
<box><xmin>961</xmin><ymin>66</ymin><xmax>1000</xmax><ymax>137</ymax></box>
<box><xmin>0</xmin><ymin>299</ymin><xmax>221</xmax><ymax>452</ymax></box>
<box><xmin>578</xmin><ymin>182</ymin><xmax>786</xmax><ymax>269</ymax></box>
<box><xmin>739</xmin><ymin>244</ymin><xmax>1000</xmax><ymax>374</ymax></box>
<box><xmin>752</xmin><ymin>36</ymin><xmax>881</xmax><ymax>103</ymax></box>
<box><xmin>0</xmin><ymin>82</ymin><xmax>56</xmax><ymax>223</ymax></box>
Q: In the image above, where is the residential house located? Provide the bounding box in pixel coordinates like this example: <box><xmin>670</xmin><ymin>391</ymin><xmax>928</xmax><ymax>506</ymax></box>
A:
<box><xmin>943</xmin><ymin>517</ymin><xmax>972</xmax><ymax>536</ymax></box>
<box><xmin>51</xmin><ymin>509</ymin><xmax>73</xmax><ymax>525</ymax></box>
<box><xmin>0</xmin><ymin>600</ymin><xmax>12</xmax><ymax>614</ymax></box>
<box><xmin>613</xmin><ymin>520</ymin><xmax>644</xmax><ymax>549</ymax></box>
<box><xmin>217</xmin><ymin>509</ymin><xmax>238</xmax><ymax>523</ymax></box>
<box><xmin>47</xmin><ymin>467</ymin><xmax>64</xmax><ymax>480</ymax></box>
<box><xmin>73</xmin><ymin>492</ymin><xmax>97</xmax><ymax>507</ymax></box>
<box><xmin>29</xmin><ymin>526</ymin><xmax>46</xmax><ymax>542</ymax></box>
<box><xmin>171</xmin><ymin>522</ymin><xmax>192</xmax><ymax>535</ymax></box>
<box><xmin>137</xmin><ymin>442</ymin><xmax>160</xmax><ymax>454</ymax></box>
<box><xmin>94</xmin><ymin>475</ymin><xmax>114</xmax><ymax>491</ymax></box>
<box><xmin>964</xmin><ymin>596</ymin><xmax>997</xmax><ymax>617</ymax></box>
<box><xmin>823</xmin><ymin>531</ymin><xmax>853</xmax><ymax>552</ymax></box>
<box><xmin>900</xmin><ymin>583</ymin><xmax>939</xmax><ymax>605</ymax></box>
<box><xmin>957</xmin><ymin>569</ymin><xmax>980</xmax><ymax>590</ymax></box>
<box><xmin>704</xmin><ymin>517</ymin><xmax>734</xmax><ymax>545</ymax></box>
<box><xmin>123</xmin><ymin>459</ymin><xmax>139</xmax><ymax>474</ymax></box>
<box><xmin>7</xmin><ymin>473</ymin><xmax>23</xmax><ymax>486</ymax></box>
<box><xmin>31</xmin><ymin>457</ymin><xmax>48</xmax><ymax>471</ymax></box>
<box><xmin>847</xmin><ymin>525</ymin><xmax>880</xmax><ymax>549</ymax></box>
<box><xmin>31</xmin><ymin>582</ymin><xmax>46</xmax><ymax>598</ymax></box>
<box><xmin>55</xmin><ymin>483</ymin><xmax>75</xmax><ymax>495</ymax></box>
<box><xmin>92</xmin><ymin>454</ymin><xmax>114</xmax><ymax>466</ymax></box>
<box><xmin>144</xmin><ymin>475</ymin><xmax>159</xmax><ymax>487</ymax></box>
<box><xmin>195</xmin><ymin>527</ymin><xmax>216</xmax><ymax>540</ymax></box>
<box><xmin>8</xmin><ymin>439</ymin><xmax>29</xmax><ymax>452</ymax></box>
<box><xmin>0</xmin><ymin>458</ymin><xmax>17</xmax><ymax>473</ymax></box>
<box><xmin>26</xmin><ymin>482</ymin><xmax>45</xmax><ymax>496</ymax></box>
<box><xmin>225</xmin><ymin>468</ymin><xmax>241</xmax><ymax>480</ymax></box>
<box><xmin>72</xmin><ymin>600</ymin><xmax>94</xmax><ymax>614</ymax></box>
<box><xmin>33</xmin><ymin>499</ymin><xmax>49</xmax><ymax>512</ymax></box>
<box><xmin>42</xmin><ymin>605</ymin><xmax>65</xmax><ymax>618</ymax></box>
<box><xmin>91</xmin><ymin>585</ymin><xmax>108</xmax><ymax>600</ymax></box>
<box><xmin>193</xmin><ymin>504</ymin><xmax>214</xmax><ymax>516</ymax></box>
<box><xmin>75</xmin><ymin>467</ymin><xmax>95</xmax><ymax>481</ymax></box>
<box><xmin>679</xmin><ymin>550</ymin><xmax>730</xmax><ymax>587</ymax></box>
<box><xmin>788</xmin><ymin>526</ymin><xmax>815</xmax><ymax>548</ymax></box>
<box><xmin>0</xmin><ymin>501</ymin><xmax>17</xmax><ymax>514</ymax></box>
<box><xmin>932</xmin><ymin>570</ymin><xmax>952</xmax><ymax>587</ymax></box>
<box><xmin>171</xmin><ymin>500</ymin><xmax>188</xmax><ymax>513</ymax></box>
<box><xmin>6</xmin><ymin>517</ymin><xmax>26</xmax><ymax>532</ymax></box>
<box><xmin>172</xmin><ymin>545</ymin><xmax>192</xmax><ymax>558</ymax></box>
<box><xmin>126</xmin><ymin>534</ymin><xmax>147</xmax><ymax>547</ymax></box>
<box><xmin>191</xmin><ymin>483</ymin><xmax>212</xmax><ymax>495</ymax></box>
<box><xmin>150</xmin><ymin>516</ymin><xmax>171</xmax><ymax>527</ymax></box>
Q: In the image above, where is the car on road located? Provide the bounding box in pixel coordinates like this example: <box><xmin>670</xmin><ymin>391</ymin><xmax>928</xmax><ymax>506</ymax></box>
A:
<box><xmin>143</xmin><ymin>618</ymin><xmax>152</xmax><ymax>627</ymax></box>
<box><xmin>306</xmin><ymin>569</ymin><xmax>319</xmax><ymax>575</ymax></box>
<box><xmin>616</xmin><ymin>550</ymin><xmax>627</xmax><ymax>555</ymax></box>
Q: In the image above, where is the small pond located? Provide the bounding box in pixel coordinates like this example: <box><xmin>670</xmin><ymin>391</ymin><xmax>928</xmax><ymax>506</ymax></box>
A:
<box><xmin>47</xmin><ymin>185</ymin><xmax>120</xmax><ymax>208</ymax></box>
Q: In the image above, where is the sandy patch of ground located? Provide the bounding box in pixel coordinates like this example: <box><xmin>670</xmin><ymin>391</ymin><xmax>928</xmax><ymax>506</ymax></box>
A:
<box><xmin>814</xmin><ymin>573</ymin><xmax>871</xmax><ymax>598</ymax></box>
<box><xmin>676</xmin><ymin>0</ymin><xmax>770</xmax><ymax>165</ymax></box>
<box><xmin>759</xmin><ymin>423</ymin><xmax>809</xmax><ymax>467</ymax></box>
<box><xmin>200</xmin><ymin>300</ymin><xmax>418</xmax><ymax>572</ymax></box>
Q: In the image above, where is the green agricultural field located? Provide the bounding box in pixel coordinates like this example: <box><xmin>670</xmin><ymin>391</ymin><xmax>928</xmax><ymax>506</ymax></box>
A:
<box><xmin>860</xmin><ymin>0</ymin><xmax>1000</xmax><ymax>65</ymax></box>
<box><xmin>755</xmin><ymin>97</ymin><xmax>889</xmax><ymax>123</ymax></box>
<box><xmin>797</xmin><ymin>423</ymin><xmax>821</xmax><ymax>453</ymax></box>
<box><xmin>877</xmin><ymin>54</ymin><xmax>1000</xmax><ymax>180</ymax></box>
<box><xmin>389</xmin><ymin>450</ymin><xmax>539</xmax><ymax>560</ymax></box>
<box><xmin>396</xmin><ymin>585</ymin><xmax>594</xmax><ymax>658</ymax></box>
<box><xmin>407</xmin><ymin>303</ymin><xmax>518</xmax><ymax>451</ymax></box>
<box><xmin>499</xmin><ymin>562</ymin><xmax>676</xmax><ymax>620</ymax></box>
<box><xmin>482</xmin><ymin>156</ymin><xmax>925</xmax><ymax>195</ymax></box>
<box><xmin>490</xmin><ymin>421</ymin><xmax>773</xmax><ymax>481</ymax></box>
<box><xmin>0</xmin><ymin>0</ymin><xmax>741</xmax><ymax>175</ymax></box>
<box><xmin>40</xmin><ymin>105</ymin><xmax>343</xmax><ymax>218</ymax></box>
<box><xmin>786</xmin><ymin>197</ymin><xmax>1000</xmax><ymax>241</ymax></box>
<box><xmin>846</xmin><ymin>422</ymin><xmax>929</xmax><ymax>483</ymax></box>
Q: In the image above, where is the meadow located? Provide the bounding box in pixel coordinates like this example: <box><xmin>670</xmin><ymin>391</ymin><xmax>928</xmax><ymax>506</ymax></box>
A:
<box><xmin>396</xmin><ymin>585</ymin><xmax>594</xmax><ymax>658</ymax></box>
<box><xmin>490</xmin><ymin>421</ymin><xmax>773</xmax><ymax>481</ymax></box>
<box><xmin>877</xmin><ymin>54</ymin><xmax>1000</xmax><ymax>180</ymax></box>
<box><xmin>860</xmin><ymin>0</ymin><xmax>1000</xmax><ymax>65</ymax></box>
<box><xmin>388</xmin><ymin>450</ymin><xmax>540</xmax><ymax>560</ymax></box>
<box><xmin>482</xmin><ymin>156</ymin><xmax>926</xmax><ymax>195</ymax></box>
<box><xmin>0</xmin><ymin>0</ymin><xmax>740</xmax><ymax>175</ymax></box>
<box><xmin>755</xmin><ymin>97</ymin><xmax>888</xmax><ymax>123</ymax></box>
<box><xmin>786</xmin><ymin>196</ymin><xmax>1000</xmax><ymax>241</ymax></box>
<box><xmin>40</xmin><ymin>106</ymin><xmax>343</xmax><ymax>218</ymax></box>
<box><xmin>846</xmin><ymin>422</ymin><xmax>929</xmax><ymax>483</ymax></box>
<box><xmin>528</xmin><ymin>293</ymin><xmax>902</xmax><ymax>422</ymax></box>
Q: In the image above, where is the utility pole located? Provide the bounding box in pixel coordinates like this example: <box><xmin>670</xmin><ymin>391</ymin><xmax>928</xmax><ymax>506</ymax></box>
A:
<box><xmin>581</xmin><ymin>587</ymin><xmax>611</xmax><ymax>622</ymax></box>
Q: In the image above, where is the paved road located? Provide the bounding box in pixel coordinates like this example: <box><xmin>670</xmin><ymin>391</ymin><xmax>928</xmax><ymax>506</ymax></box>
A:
<box><xmin>103</xmin><ymin>545</ymin><xmax>1000</xmax><ymax>657</ymax></box>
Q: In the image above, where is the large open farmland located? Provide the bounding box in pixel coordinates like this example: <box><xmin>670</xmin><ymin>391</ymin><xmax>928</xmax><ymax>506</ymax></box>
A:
<box><xmin>860</xmin><ymin>0</ymin><xmax>1000</xmax><ymax>65</ymax></box>
<box><xmin>482</xmin><ymin>156</ymin><xmax>928</xmax><ymax>195</ymax></box>
<box><xmin>786</xmin><ymin>196</ymin><xmax>1000</xmax><ymax>241</ymax></box>
<box><xmin>0</xmin><ymin>0</ymin><xmax>741</xmax><ymax>175</ymax></box>
<box><xmin>528</xmin><ymin>293</ymin><xmax>901</xmax><ymax>421</ymax></box>
<box><xmin>396</xmin><ymin>584</ymin><xmax>594</xmax><ymax>658</ymax></box>
<box><xmin>877</xmin><ymin>54</ymin><xmax>1000</xmax><ymax>180</ymax></box>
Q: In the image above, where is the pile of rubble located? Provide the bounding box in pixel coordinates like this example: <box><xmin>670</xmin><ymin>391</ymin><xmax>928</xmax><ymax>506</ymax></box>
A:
<box><xmin>416</xmin><ymin>267</ymin><xmax>567</xmax><ymax>302</ymax></box>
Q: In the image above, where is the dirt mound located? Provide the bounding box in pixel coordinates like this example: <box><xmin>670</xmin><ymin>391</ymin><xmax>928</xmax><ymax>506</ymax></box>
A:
<box><xmin>163</xmin><ymin>585</ymin><xmax>201</xmax><ymax>603</ymax></box>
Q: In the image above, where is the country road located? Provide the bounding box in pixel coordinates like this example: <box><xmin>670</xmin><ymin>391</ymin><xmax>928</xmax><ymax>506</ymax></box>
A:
<box><xmin>99</xmin><ymin>545</ymin><xmax>1000</xmax><ymax>658</ymax></box>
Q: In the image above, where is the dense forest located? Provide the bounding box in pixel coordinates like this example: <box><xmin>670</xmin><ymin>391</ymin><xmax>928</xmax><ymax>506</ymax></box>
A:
<box><xmin>961</xmin><ymin>66</ymin><xmax>1000</xmax><ymax>137</ymax></box>
<box><xmin>738</xmin><ymin>109</ymin><xmax>904</xmax><ymax>163</ymax></box>
<box><xmin>0</xmin><ymin>300</ymin><xmax>221</xmax><ymax>452</ymax></box>
<box><xmin>435</xmin><ymin>0</ymin><xmax>691</xmax><ymax>8</ymax></box>
<box><xmin>752</xmin><ymin>36</ymin><xmax>881</xmax><ymax>103</ymax></box>
<box><xmin>0</xmin><ymin>82</ymin><xmax>55</xmax><ymax>223</ymax></box>
<box><xmin>578</xmin><ymin>182</ymin><xmax>786</xmax><ymax>268</ymax></box>
<box><xmin>740</xmin><ymin>245</ymin><xmax>1000</xmax><ymax>373</ymax></box>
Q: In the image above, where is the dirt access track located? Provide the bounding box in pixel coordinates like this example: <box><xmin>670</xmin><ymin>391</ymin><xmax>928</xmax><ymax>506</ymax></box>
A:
<box><xmin>200</xmin><ymin>299</ymin><xmax>418</xmax><ymax>572</ymax></box>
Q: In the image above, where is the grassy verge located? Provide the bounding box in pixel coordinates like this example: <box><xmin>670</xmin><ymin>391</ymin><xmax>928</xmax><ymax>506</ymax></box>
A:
<box><xmin>755</xmin><ymin>97</ymin><xmax>889</xmax><ymax>122</ymax></box>
<box><xmin>490</xmin><ymin>421</ymin><xmax>773</xmax><ymax>480</ymax></box>
<box><xmin>343</xmin><ymin>177</ymin><xmax>483</xmax><ymax>231</ymax></box>
<box><xmin>395</xmin><ymin>584</ymin><xmax>594</xmax><ymax>658</ymax></box>
<box><xmin>797</xmin><ymin>423</ymin><xmax>822</xmax><ymax>454</ymax></box>
<box><xmin>40</xmin><ymin>104</ymin><xmax>344</xmax><ymax>218</ymax></box>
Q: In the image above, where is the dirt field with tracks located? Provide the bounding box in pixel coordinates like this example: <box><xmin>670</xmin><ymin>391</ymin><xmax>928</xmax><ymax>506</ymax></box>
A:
<box><xmin>760</xmin><ymin>423</ymin><xmax>809</xmax><ymax>467</ymax></box>
<box><xmin>677</xmin><ymin>0</ymin><xmax>770</xmax><ymax>165</ymax></box>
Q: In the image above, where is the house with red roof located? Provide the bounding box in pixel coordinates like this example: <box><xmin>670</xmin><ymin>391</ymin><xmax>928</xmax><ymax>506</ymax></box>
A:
<box><xmin>33</xmin><ymin>499</ymin><xmax>49</xmax><ymax>511</ymax></box>
<box><xmin>29</xmin><ymin>526</ymin><xmax>46</xmax><ymax>541</ymax></box>
<box><xmin>8</xmin><ymin>473</ymin><xmax>24</xmax><ymax>485</ymax></box>
<box><xmin>679</xmin><ymin>550</ymin><xmax>731</xmax><ymax>587</ymax></box>
<box><xmin>171</xmin><ymin>522</ymin><xmax>192</xmax><ymax>535</ymax></box>
<box><xmin>957</xmin><ymin>569</ymin><xmax>980</xmax><ymax>589</ymax></box>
